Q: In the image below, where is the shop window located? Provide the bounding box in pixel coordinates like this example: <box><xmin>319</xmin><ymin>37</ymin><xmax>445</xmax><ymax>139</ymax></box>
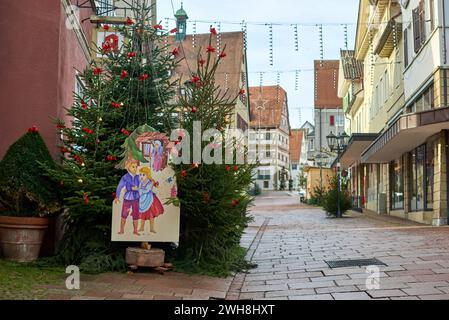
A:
<box><xmin>409</xmin><ymin>143</ymin><xmax>433</xmax><ymax>211</ymax></box>
<box><xmin>390</xmin><ymin>157</ymin><xmax>404</xmax><ymax>210</ymax></box>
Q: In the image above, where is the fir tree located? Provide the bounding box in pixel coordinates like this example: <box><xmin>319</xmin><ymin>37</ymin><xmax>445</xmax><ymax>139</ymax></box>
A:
<box><xmin>44</xmin><ymin>3</ymin><xmax>179</xmax><ymax>272</ymax></box>
<box><xmin>170</xmin><ymin>32</ymin><xmax>256</xmax><ymax>276</ymax></box>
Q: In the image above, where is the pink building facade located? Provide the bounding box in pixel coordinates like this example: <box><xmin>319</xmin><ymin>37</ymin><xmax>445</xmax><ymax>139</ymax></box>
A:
<box><xmin>0</xmin><ymin>0</ymin><xmax>95</xmax><ymax>158</ymax></box>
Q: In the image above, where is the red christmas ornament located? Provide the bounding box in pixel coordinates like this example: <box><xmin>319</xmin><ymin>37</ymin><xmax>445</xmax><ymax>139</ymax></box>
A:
<box><xmin>73</xmin><ymin>155</ymin><xmax>84</xmax><ymax>165</ymax></box>
<box><xmin>103</xmin><ymin>24</ymin><xmax>110</xmax><ymax>31</ymax></box>
<box><xmin>225</xmin><ymin>165</ymin><xmax>231</xmax><ymax>172</ymax></box>
<box><xmin>81</xmin><ymin>100</ymin><xmax>88</xmax><ymax>109</ymax></box>
<box><xmin>93</xmin><ymin>68</ymin><xmax>102</xmax><ymax>75</ymax></box>
<box><xmin>239</xmin><ymin>89</ymin><xmax>246</xmax><ymax>95</ymax></box>
<box><xmin>120</xmin><ymin>70</ymin><xmax>128</xmax><ymax>79</ymax></box>
<box><xmin>219</xmin><ymin>52</ymin><xmax>227</xmax><ymax>58</ymax></box>
<box><xmin>83</xmin><ymin>193</ymin><xmax>89</xmax><ymax>204</ymax></box>
<box><xmin>234</xmin><ymin>165</ymin><xmax>239</xmax><ymax>172</ymax></box>
<box><xmin>139</xmin><ymin>73</ymin><xmax>149</xmax><ymax>81</ymax></box>
<box><xmin>28</xmin><ymin>125</ymin><xmax>38</xmax><ymax>133</ymax></box>
<box><xmin>127</xmin><ymin>52</ymin><xmax>136</xmax><ymax>58</ymax></box>
<box><xmin>203</xmin><ymin>192</ymin><xmax>210</xmax><ymax>204</ymax></box>
<box><xmin>60</xmin><ymin>147</ymin><xmax>69</xmax><ymax>154</ymax></box>
<box><xmin>206</xmin><ymin>45</ymin><xmax>216</xmax><ymax>53</ymax></box>
<box><xmin>82</xmin><ymin>127</ymin><xmax>94</xmax><ymax>134</ymax></box>
<box><xmin>192</xmin><ymin>75</ymin><xmax>201</xmax><ymax>84</ymax></box>
<box><xmin>180</xmin><ymin>169</ymin><xmax>187</xmax><ymax>178</ymax></box>
<box><xmin>231</xmin><ymin>199</ymin><xmax>239</xmax><ymax>207</ymax></box>
<box><xmin>153</xmin><ymin>24</ymin><xmax>163</xmax><ymax>30</ymax></box>
<box><xmin>121</xmin><ymin>128</ymin><xmax>130</xmax><ymax>136</ymax></box>
<box><xmin>126</xmin><ymin>17</ymin><xmax>133</xmax><ymax>25</ymax></box>
<box><xmin>191</xmin><ymin>106</ymin><xmax>197</xmax><ymax>113</ymax></box>
<box><xmin>111</xmin><ymin>102</ymin><xmax>121</xmax><ymax>109</ymax></box>
<box><xmin>210</xmin><ymin>27</ymin><xmax>217</xmax><ymax>35</ymax></box>
<box><xmin>170</xmin><ymin>28</ymin><xmax>178</xmax><ymax>33</ymax></box>
<box><xmin>199</xmin><ymin>58</ymin><xmax>206</xmax><ymax>66</ymax></box>
<box><xmin>56</xmin><ymin>123</ymin><xmax>65</xmax><ymax>129</ymax></box>
<box><xmin>106</xmin><ymin>155</ymin><xmax>117</xmax><ymax>161</ymax></box>
<box><xmin>172</xmin><ymin>47</ymin><xmax>179</xmax><ymax>56</ymax></box>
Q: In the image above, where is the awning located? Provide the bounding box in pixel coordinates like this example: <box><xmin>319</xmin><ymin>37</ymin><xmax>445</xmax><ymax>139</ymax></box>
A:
<box><xmin>361</xmin><ymin>107</ymin><xmax>449</xmax><ymax>163</ymax></box>
<box><xmin>339</xmin><ymin>133</ymin><xmax>378</xmax><ymax>169</ymax></box>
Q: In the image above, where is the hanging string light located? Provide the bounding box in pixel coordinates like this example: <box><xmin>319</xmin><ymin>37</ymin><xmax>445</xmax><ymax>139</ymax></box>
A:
<box><xmin>298</xmin><ymin>107</ymin><xmax>302</xmax><ymax>124</ymax></box>
<box><xmin>370</xmin><ymin>30</ymin><xmax>374</xmax><ymax>87</ymax></box>
<box><xmin>294</xmin><ymin>70</ymin><xmax>299</xmax><ymax>91</ymax></box>
<box><xmin>268</xmin><ymin>24</ymin><xmax>274</xmax><ymax>66</ymax></box>
<box><xmin>318</xmin><ymin>24</ymin><xmax>324</xmax><ymax>67</ymax></box>
<box><xmin>192</xmin><ymin>21</ymin><xmax>197</xmax><ymax>48</ymax></box>
<box><xmin>241</xmin><ymin>20</ymin><xmax>248</xmax><ymax>51</ymax></box>
<box><xmin>164</xmin><ymin>17</ymin><xmax>169</xmax><ymax>54</ymax></box>
<box><xmin>293</xmin><ymin>24</ymin><xmax>299</xmax><ymax>52</ymax></box>
<box><xmin>392</xmin><ymin>21</ymin><xmax>397</xmax><ymax>49</ymax></box>
<box><xmin>224</xmin><ymin>72</ymin><xmax>229</xmax><ymax>91</ymax></box>
<box><xmin>217</xmin><ymin>22</ymin><xmax>222</xmax><ymax>58</ymax></box>
<box><xmin>344</xmin><ymin>24</ymin><xmax>348</xmax><ymax>49</ymax></box>
<box><xmin>259</xmin><ymin>72</ymin><xmax>264</xmax><ymax>90</ymax></box>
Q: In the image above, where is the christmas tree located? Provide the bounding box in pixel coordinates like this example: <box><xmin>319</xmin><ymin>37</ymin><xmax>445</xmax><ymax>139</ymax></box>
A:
<box><xmin>44</xmin><ymin>3</ymin><xmax>179</xmax><ymax>272</ymax></box>
<box><xmin>170</xmin><ymin>30</ymin><xmax>256</xmax><ymax>276</ymax></box>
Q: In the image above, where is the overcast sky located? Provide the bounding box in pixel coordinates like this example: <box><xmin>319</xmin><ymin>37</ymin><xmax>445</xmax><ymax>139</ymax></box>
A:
<box><xmin>157</xmin><ymin>0</ymin><xmax>359</xmax><ymax>128</ymax></box>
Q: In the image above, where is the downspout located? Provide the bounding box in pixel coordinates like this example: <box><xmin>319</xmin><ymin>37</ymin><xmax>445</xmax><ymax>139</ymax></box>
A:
<box><xmin>443</xmin><ymin>0</ymin><xmax>447</xmax><ymax>64</ymax></box>
<box><xmin>445</xmin><ymin>130</ymin><xmax>449</xmax><ymax>225</ymax></box>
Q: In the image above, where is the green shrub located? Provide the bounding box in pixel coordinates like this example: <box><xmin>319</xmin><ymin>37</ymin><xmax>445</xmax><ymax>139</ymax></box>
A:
<box><xmin>322</xmin><ymin>176</ymin><xmax>352</xmax><ymax>217</ymax></box>
<box><xmin>0</xmin><ymin>131</ymin><xmax>60</xmax><ymax>217</ymax></box>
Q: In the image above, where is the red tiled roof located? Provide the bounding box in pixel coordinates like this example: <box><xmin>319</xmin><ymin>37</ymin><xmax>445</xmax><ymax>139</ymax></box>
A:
<box><xmin>249</xmin><ymin>85</ymin><xmax>287</xmax><ymax>128</ymax></box>
<box><xmin>289</xmin><ymin>129</ymin><xmax>303</xmax><ymax>162</ymax></box>
<box><xmin>168</xmin><ymin>32</ymin><xmax>245</xmax><ymax>101</ymax></box>
<box><xmin>314</xmin><ymin>60</ymin><xmax>342</xmax><ymax>109</ymax></box>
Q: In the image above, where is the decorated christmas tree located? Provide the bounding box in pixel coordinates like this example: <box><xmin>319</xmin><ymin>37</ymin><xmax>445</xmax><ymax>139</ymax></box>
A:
<box><xmin>44</xmin><ymin>3</ymin><xmax>179</xmax><ymax>272</ymax></box>
<box><xmin>170</xmin><ymin>30</ymin><xmax>256</xmax><ymax>276</ymax></box>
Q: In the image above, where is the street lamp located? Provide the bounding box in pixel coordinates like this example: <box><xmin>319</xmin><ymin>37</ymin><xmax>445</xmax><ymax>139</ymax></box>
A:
<box><xmin>326</xmin><ymin>131</ymin><xmax>349</xmax><ymax>218</ymax></box>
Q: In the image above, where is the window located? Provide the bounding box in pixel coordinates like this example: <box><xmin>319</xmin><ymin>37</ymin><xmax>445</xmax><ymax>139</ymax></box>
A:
<box><xmin>390</xmin><ymin>157</ymin><xmax>404</xmax><ymax>210</ymax></box>
<box><xmin>409</xmin><ymin>145</ymin><xmax>425</xmax><ymax>211</ymax></box>
<box><xmin>379</xmin><ymin>78</ymin><xmax>383</xmax><ymax>107</ymax></box>
<box><xmin>408</xmin><ymin>84</ymin><xmax>434</xmax><ymax>113</ymax></box>
<box><xmin>263</xmin><ymin>181</ymin><xmax>269</xmax><ymax>188</ymax></box>
<box><xmin>266</xmin><ymin>151</ymin><xmax>271</xmax><ymax>158</ymax></box>
<box><xmin>292</xmin><ymin>164</ymin><xmax>298</xmax><ymax>170</ymax></box>
<box><xmin>426</xmin><ymin>142</ymin><xmax>434</xmax><ymax>209</ymax></box>
<box><xmin>336</xmin><ymin>115</ymin><xmax>344</xmax><ymax>127</ymax></box>
<box><xmin>384</xmin><ymin>69</ymin><xmax>389</xmax><ymax>101</ymax></box>
<box><xmin>395</xmin><ymin>50</ymin><xmax>402</xmax><ymax>88</ymax></box>
<box><xmin>265</xmin><ymin>132</ymin><xmax>271</xmax><ymax>140</ymax></box>
<box><xmin>329</xmin><ymin>115</ymin><xmax>335</xmax><ymax>126</ymax></box>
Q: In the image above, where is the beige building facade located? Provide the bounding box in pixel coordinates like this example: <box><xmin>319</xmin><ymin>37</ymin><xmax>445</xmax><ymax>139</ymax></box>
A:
<box><xmin>339</xmin><ymin>0</ymin><xmax>449</xmax><ymax>225</ymax></box>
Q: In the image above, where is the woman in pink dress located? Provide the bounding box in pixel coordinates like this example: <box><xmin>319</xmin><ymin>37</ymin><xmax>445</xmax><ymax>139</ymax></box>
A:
<box><xmin>138</xmin><ymin>167</ymin><xmax>164</xmax><ymax>234</ymax></box>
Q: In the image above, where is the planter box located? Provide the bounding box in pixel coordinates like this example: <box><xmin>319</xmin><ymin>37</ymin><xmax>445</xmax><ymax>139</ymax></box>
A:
<box><xmin>0</xmin><ymin>216</ymin><xmax>49</xmax><ymax>262</ymax></box>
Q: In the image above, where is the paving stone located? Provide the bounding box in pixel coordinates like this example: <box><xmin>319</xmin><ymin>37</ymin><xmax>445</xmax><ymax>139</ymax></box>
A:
<box><xmin>366</xmin><ymin>289</ymin><xmax>408</xmax><ymax>298</ymax></box>
<box><xmin>315</xmin><ymin>286</ymin><xmax>359</xmax><ymax>294</ymax></box>
<box><xmin>332</xmin><ymin>292</ymin><xmax>372</xmax><ymax>300</ymax></box>
<box><xmin>265</xmin><ymin>289</ymin><xmax>315</xmax><ymax>298</ymax></box>
<box><xmin>288</xmin><ymin>294</ymin><xmax>334</xmax><ymax>300</ymax></box>
<box><xmin>418</xmin><ymin>294</ymin><xmax>449</xmax><ymax>300</ymax></box>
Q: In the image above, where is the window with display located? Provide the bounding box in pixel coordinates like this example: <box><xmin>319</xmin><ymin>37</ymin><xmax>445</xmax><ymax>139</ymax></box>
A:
<box><xmin>390</xmin><ymin>157</ymin><xmax>404</xmax><ymax>210</ymax></box>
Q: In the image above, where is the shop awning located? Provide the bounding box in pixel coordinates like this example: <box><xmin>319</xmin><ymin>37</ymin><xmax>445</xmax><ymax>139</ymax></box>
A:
<box><xmin>340</xmin><ymin>133</ymin><xmax>378</xmax><ymax>169</ymax></box>
<box><xmin>361</xmin><ymin>107</ymin><xmax>449</xmax><ymax>163</ymax></box>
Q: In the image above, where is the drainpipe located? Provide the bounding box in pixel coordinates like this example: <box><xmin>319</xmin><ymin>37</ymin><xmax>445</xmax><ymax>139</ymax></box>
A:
<box><xmin>445</xmin><ymin>130</ymin><xmax>449</xmax><ymax>225</ymax></box>
<box><xmin>443</xmin><ymin>0</ymin><xmax>448</xmax><ymax>64</ymax></box>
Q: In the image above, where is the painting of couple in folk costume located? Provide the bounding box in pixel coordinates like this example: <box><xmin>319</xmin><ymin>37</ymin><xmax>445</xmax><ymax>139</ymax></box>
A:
<box><xmin>111</xmin><ymin>125</ymin><xmax>180</xmax><ymax>243</ymax></box>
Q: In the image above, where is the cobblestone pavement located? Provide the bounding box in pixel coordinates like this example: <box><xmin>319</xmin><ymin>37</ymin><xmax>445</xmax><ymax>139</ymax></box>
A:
<box><xmin>228</xmin><ymin>191</ymin><xmax>449</xmax><ymax>300</ymax></box>
<box><xmin>43</xmin><ymin>191</ymin><xmax>449</xmax><ymax>300</ymax></box>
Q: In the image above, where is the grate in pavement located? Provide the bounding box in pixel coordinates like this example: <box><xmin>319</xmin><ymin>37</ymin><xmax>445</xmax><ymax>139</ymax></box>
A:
<box><xmin>325</xmin><ymin>258</ymin><xmax>386</xmax><ymax>269</ymax></box>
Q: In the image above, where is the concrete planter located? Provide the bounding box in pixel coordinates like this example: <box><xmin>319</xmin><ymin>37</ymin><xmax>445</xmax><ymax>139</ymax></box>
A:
<box><xmin>0</xmin><ymin>216</ymin><xmax>49</xmax><ymax>262</ymax></box>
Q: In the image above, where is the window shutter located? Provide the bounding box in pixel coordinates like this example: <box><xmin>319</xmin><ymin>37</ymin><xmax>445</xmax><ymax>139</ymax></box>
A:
<box><xmin>404</xmin><ymin>28</ymin><xmax>409</xmax><ymax>67</ymax></box>
<box><xmin>419</xmin><ymin>0</ymin><xmax>426</xmax><ymax>45</ymax></box>
<box><xmin>412</xmin><ymin>7</ymin><xmax>421</xmax><ymax>53</ymax></box>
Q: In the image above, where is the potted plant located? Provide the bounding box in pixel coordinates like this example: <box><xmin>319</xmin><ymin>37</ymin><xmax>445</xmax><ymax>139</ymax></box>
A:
<box><xmin>0</xmin><ymin>127</ymin><xmax>61</xmax><ymax>262</ymax></box>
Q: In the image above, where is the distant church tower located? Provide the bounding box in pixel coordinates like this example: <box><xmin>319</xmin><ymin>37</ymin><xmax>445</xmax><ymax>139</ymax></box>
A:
<box><xmin>174</xmin><ymin>3</ymin><xmax>188</xmax><ymax>42</ymax></box>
